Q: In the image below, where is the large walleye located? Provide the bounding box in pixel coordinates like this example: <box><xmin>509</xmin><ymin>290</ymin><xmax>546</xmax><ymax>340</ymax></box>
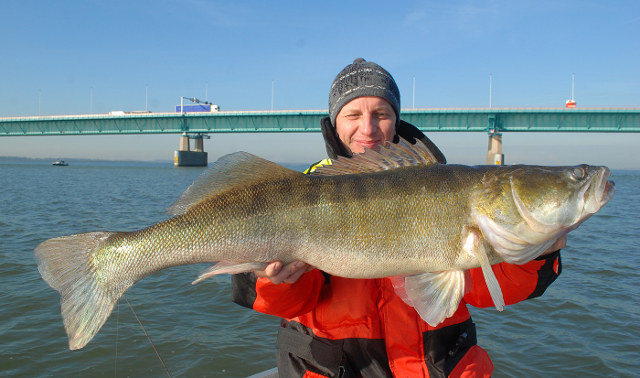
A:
<box><xmin>35</xmin><ymin>139</ymin><xmax>615</xmax><ymax>350</ymax></box>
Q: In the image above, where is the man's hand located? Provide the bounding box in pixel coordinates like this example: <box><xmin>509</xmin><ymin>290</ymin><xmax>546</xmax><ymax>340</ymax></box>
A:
<box><xmin>255</xmin><ymin>261</ymin><xmax>313</xmax><ymax>284</ymax></box>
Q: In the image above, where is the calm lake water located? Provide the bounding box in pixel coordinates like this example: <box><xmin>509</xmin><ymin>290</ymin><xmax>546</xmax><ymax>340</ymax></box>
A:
<box><xmin>1</xmin><ymin>160</ymin><xmax>638</xmax><ymax>377</ymax></box>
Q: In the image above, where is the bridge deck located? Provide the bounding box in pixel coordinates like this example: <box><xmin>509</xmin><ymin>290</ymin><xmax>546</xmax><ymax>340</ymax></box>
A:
<box><xmin>1</xmin><ymin>108</ymin><xmax>639</xmax><ymax>136</ymax></box>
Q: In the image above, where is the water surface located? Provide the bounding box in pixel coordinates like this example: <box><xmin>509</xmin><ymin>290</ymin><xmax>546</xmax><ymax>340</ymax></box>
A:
<box><xmin>1</xmin><ymin>161</ymin><xmax>638</xmax><ymax>377</ymax></box>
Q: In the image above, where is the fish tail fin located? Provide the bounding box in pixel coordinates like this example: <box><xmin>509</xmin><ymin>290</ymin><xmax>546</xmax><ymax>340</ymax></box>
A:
<box><xmin>34</xmin><ymin>231</ymin><xmax>120</xmax><ymax>350</ymax></box>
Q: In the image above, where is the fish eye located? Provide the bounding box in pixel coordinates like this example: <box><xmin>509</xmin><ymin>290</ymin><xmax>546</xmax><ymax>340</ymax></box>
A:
<box><xmin>570</xmin><ymin>167</ymin><xmax>586</xmax><ymax>180</ymax></box>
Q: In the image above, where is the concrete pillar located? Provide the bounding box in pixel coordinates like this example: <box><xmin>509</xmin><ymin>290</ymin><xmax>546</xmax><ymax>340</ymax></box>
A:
<box><xmin>174</xmin><ymin>133</ymin><xmax>208</xmax><ymax>167</ymax></box>
<box><xmin>486</xmin><ymin>132</ymin><xmax>504</xmax><ymax>165</ymax></box>
<box><xmin>193</xmin><ymin>135</ymin><xmax>204</xmax><ymax>152</ymax></box>
<box><xmin>179</xmin><ymin>133</ymin><xmax>190</xmax><ymax>151</ymax></box>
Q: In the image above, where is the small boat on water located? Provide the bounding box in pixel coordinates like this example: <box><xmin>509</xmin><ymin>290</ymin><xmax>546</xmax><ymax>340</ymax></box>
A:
<box><xmin>52</xmin><ymin>160</ymin><xmax>69</xmax><ymax>166</ymax></box>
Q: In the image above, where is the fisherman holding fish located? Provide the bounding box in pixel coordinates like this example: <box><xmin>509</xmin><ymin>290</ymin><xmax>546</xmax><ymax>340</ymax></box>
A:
<box><xmin>35</xmin><ymin>58</ymin><xmax>614</xmax><ymax>377</ymax></box>
<box><xmin>232</xmin><ymin>58</ymin><xmax>567</xmax><ymax>377</ymax></box>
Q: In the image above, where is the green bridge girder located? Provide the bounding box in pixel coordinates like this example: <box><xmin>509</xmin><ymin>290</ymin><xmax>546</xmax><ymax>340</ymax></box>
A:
<box><xmin>1</xmin><ymin>108</ymin><xmax>639</xmax><ymax>136</ymax></box>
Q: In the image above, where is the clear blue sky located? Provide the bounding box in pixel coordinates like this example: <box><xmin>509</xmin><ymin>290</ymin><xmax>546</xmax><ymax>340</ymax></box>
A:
<box><xmin>1</xmin><ymin>0</ymin><xmax>639</xmax><ymax>168</ymax></box>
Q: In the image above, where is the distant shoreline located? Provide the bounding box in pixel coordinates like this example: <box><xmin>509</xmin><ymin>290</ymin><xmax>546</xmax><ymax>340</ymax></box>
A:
<box><xmin>0</xmin><ymin>156</ymin><xmax>311</xmax><ymax>171</ymax></box>
<box><xmin>0</xmin><ymin>156</ymin><xmax>172</xmax><ymax>164</ymax></box>
<box><xmin>0</xmin><ymin>156</ymin><xmax>172</xmax><ymax>163</ymax></box>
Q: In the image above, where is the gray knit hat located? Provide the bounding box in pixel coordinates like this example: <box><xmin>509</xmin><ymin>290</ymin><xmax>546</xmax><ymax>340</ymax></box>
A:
<box><xmin>328</xmin><ymin>58</ymin><xmax>401</xmax><ymax>127</ymax></box>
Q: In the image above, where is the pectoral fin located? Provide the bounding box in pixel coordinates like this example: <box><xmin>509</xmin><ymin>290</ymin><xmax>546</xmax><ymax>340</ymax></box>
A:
<box><xmin>474</xmin><ymin>241</ymin><xmax>505</xmax><ymax>311</ymax></box>
<box><xmin>391</xmin><ymin>270</ymin><xmax>466</xmax><ymax>326</ymax></box>
<box><xmin>463</xmin><ymin>226</ymin><xmax>505</xmax><ymax>311</ymax></box>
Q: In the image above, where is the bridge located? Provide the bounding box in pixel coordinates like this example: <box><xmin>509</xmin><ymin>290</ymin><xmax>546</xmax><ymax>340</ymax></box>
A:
<box><xmin>1</xmin><ymin>108</ymin><xmax>639</xmax><ymax>165</ymax></box>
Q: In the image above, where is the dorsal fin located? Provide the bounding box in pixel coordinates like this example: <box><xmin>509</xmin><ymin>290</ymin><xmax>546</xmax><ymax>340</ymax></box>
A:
<box><xmin>310</xmin><ymin>137</ymin><xmax>440</xmax><ymax>176</ymax></box>
<box><xmin>167</xmin><ymin>152</ymin><xmax>302</xmax><ymax>215</ymax></box>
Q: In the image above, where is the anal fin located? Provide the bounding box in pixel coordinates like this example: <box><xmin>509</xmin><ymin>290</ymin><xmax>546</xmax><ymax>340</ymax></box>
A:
<box><xmin>192</xmin><ymin>261</ymin><xmax>269</xmax><ymax>284</ymax></box>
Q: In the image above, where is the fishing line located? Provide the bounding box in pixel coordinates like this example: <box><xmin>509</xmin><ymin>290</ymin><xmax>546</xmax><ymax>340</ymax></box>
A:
<box><xmin>124</xmin><ymin>295</ymin><xmax>173</xmax><ymax>378</ymax></box>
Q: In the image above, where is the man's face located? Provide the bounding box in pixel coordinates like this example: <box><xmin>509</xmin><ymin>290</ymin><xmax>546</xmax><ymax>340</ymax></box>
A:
<box><xmin>335</xmin><ymin>96</ymin><xmax>397</xmax><ymax>154</ymax></box>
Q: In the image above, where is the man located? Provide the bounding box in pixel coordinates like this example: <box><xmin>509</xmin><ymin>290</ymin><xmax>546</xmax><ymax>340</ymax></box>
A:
<box><xmin>232</xmin><ymin>58</ymin><xmax>564</xmax><ymax>377</ymax></box>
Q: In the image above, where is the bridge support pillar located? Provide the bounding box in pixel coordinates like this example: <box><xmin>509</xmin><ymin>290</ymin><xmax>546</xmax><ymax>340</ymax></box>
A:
<box><xmin>174</xmin><ymin>133</ymin><xmax>208</xmax><ymax>167</ymax></box>
<box><xmin>485</xmin><ymin>132</ymin><xmax>504</xmax><ymax>165</ymax></box>
<box><xmin>193</xmin><ymin>135</ymin><xmax>204</xmax><ymax>152</ymax></box>
<box><xmin>179</xmin><ymin>134</ymin><xmax>190</xmax><ymax>151</ymax></box>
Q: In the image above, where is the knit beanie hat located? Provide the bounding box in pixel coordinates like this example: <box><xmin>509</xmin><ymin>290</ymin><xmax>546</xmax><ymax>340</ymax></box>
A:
<box><xmin>328</xmin><ymin>58</ymin><xmax>401</xmax><ymax>127</ymax></box>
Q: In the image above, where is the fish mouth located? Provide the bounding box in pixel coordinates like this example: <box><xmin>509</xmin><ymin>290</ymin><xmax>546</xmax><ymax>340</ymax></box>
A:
<box><xmin>602</xmin><ymin>180</ymin><xmax>615</xmax><ymax>206</ymax></box>
<box><xmin>596</xmin><ymin>167</ymin><xmax>615</xmax><ymax>208</ymax></box>
<box><xmin>579</xmin><ymin>166</ymin><xmax>615</xmax><ymax>217</ymax></box>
